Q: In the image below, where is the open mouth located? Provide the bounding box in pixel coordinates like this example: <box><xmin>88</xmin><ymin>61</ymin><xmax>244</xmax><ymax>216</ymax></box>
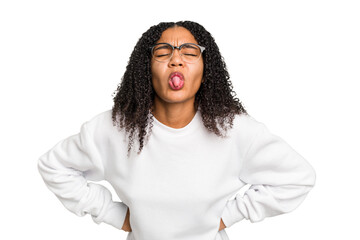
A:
<box><xmin>169</xmin><ymin>72</ymin><xmax>184</xmax><ymax>90</ymax></box>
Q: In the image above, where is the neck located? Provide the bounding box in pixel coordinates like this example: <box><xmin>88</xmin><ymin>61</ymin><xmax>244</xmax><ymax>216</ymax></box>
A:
<box><xmin>151</xmin><ymin>97</ymin><xmax>197</xmax><ymax>129</ymax></box>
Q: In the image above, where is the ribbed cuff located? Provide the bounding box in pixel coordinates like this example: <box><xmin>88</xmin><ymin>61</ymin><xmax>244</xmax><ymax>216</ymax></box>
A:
<box><xmin>92</xmin><ymin>201</ymin><xmax>128</xmax><ymax>230</ymax></box>
<box><xmin>221</xmin><ymin>198</ymin><xmax>245</xmax><ymax>228</ymax></box>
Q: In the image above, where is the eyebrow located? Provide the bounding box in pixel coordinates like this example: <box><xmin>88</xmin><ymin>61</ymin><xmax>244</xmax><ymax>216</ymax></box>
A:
<box><xmin>154</xmin><ymin>43</ymin><xmax>199</xmax><ymax>49</ymax></box>
<box><xmin>180</xmin><ymin>44</ymin><xmax>198</xmax><ymax>49</ymax></box>
<box><xmin>154</xmin><ymin>45</ymin><xmax>171</xmax><ymax>51</ymax></box>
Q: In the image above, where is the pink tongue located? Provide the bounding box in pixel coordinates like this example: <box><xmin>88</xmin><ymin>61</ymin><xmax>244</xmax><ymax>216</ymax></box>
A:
<box><xmin>171</xmin><ymin>76</ymin><xmax>182</xmax><ymax>88</ymax></box>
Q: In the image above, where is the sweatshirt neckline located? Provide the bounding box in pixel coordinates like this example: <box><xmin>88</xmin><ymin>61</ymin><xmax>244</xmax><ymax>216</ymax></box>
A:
<box><xmin>152</xmin><ymin>110</ymin><xmax>201</xmax><ymax>135</ymax></box>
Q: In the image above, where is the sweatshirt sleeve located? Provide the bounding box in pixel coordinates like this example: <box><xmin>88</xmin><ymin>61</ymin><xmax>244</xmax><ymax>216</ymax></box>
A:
<box><xmin>37</xmin><ymin>121</ymin><xmax>128</xmax><ymax>230</ymax></box>
<box><xmin>221</xmin><ymin>121</ymin><xmax>316</xmax><ymax>228</ymax></box>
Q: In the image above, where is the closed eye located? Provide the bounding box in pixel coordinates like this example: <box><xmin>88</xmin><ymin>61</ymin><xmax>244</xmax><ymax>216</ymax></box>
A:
<box><xmin>156</xmin><ymin>53</ymin><xmax>171</xmax><ymax>57</ymax></box>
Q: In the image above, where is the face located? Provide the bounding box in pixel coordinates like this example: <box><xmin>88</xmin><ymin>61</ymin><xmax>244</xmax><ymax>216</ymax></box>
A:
<box><xmin>151</xmin><ymin>26</ymin><xmax>204</xmax><ymax>107</ymax></box>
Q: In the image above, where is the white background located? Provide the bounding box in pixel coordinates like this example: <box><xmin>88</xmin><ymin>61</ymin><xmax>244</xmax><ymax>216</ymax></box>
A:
<box><xmin>1</xmin><ymin>0</ymin><xmax>359</xmax><ymax>239</ymax></box>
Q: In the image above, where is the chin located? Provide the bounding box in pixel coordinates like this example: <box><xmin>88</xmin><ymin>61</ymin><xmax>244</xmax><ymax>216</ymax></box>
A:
<box><xmin>160</xmin><ymin>94</ymin><xmax>192</xmax><ymax>104</ymax></box>
<box><xmin>165</xmin><ymin>98</ymin><xmax>189</xmax><ymax>104</ymax></box>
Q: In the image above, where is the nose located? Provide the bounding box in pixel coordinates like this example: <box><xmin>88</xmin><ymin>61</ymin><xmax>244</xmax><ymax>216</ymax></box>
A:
<box><xmin>168</xmin><ymin>48</ymin><xmax>184</xmax><ymax>67</ymax></box>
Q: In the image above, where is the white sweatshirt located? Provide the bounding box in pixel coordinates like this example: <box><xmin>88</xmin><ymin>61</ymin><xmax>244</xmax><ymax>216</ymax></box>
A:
<box><xmin>38</xmin><ymin>109</ymin><xmax>316</xmax><ymax>240</ymax></box>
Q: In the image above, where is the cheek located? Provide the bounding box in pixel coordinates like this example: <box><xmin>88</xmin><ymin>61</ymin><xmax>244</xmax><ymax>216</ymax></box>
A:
<box><xmin>151</xmin><ymin>63</ymin><xmax>166</xmax><ymax>92</ymax></box>
<box><xmin>192</xmin><ymin>62</ymin><xmax>204</xmax><ymax>82</ymax></box>
<box><xmin>151</xmin><ymin>62</ymin><xmax>159</xmax><ymax>81</ymax></box>
<box><xmin>151</xmin><ymin>61</ymin><xmax>166</xmax><ymax>78</ymax></box>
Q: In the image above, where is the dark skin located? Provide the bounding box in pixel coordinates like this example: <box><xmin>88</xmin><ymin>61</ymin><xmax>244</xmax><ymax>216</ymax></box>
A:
<box><xmin>121</xmin><ymin>208</ymin><xmax>132</xmax><ymax>232</ymax></box>
<box><xmin>121</xmin><ymin>208</ymin><xmax>226</xmax><ymax>232</ymax></box>
<box><xmin>121</xmin><ymin>27</ymin><xmax>227</xmax><ymax>233</ymax></box>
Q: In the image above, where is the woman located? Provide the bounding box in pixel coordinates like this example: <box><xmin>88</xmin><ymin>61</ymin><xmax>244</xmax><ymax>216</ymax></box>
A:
<box><xmin>38</xmin><ymin>21</ymin><xmax>316</xmax><ymax>240</ymax></box>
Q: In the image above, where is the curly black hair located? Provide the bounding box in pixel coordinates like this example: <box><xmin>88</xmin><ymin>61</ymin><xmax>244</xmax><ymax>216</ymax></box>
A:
<box><xmin>111</xmin><ymin>21</ymin><xmax>248</xmax><ymax>154</ymax></box>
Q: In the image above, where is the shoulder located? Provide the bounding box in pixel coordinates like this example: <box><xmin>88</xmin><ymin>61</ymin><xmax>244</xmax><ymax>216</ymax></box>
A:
<box><xmin>227</xmin><ymin>113</ymin><xmax>267</xmax><ymax>152</ymax></box>
<box><xmin>232</xmin><ymin>112</ymin><xmax>266</xmax><ymax>135</ymax></box>
<box><xmin>82</xmin><ymin>109</ymin><xmax>128</xmax><ymax>153</ymax></box>
<box><xmin>83</xmin><ymin>109</ymin><xmax>121</xmax><ymax>137</ymax></box>
<box><xmin>87</xmin><ymin>109</ymin><xmax>112</xmax><ymax>125</ymax></box>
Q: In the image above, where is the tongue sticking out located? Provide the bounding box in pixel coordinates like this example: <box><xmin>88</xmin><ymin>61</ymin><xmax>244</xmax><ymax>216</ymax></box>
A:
<box><xmin>169</xmin><ymin>75</ymin><xmax>184</xmax><ymax>90</ymax></box>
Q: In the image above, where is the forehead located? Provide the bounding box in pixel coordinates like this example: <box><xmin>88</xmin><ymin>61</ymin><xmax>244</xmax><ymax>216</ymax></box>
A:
<box><xmin>156</xmin><ymin>26</ymin><xmax>198</xmax><ymax>45</ymax></box>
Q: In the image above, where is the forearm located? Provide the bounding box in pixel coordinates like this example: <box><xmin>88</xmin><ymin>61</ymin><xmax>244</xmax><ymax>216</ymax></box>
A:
<box><xmin>38</xmin><ymin>121</ymin><xmax>128</xmax><ymax>229</ymax></box>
